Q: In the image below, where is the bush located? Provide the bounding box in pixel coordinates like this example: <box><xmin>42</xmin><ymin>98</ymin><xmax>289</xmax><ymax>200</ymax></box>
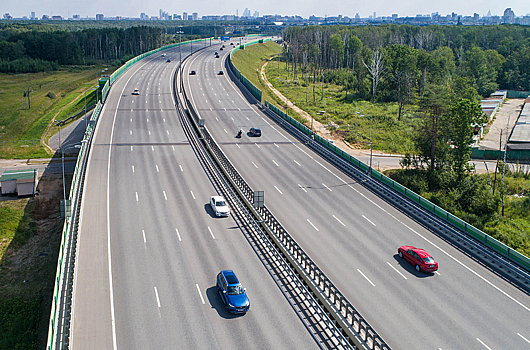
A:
<box><xmin>0</xmin><ymin>58</ymin><xmax>58</xmax><ymax>73</ymax></box>
<box><xmin>0</xmin><ymin>296</ymin><xmax>41</xmax><ymax>350</ymax></box>
<box><xmin>45</xmin><ymin>91</ymin><xmax>56</xmax><ymax>99</ymax></box>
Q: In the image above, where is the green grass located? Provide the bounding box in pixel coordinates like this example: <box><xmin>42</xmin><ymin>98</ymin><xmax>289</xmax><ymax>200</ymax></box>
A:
<box><xmin>232</xmin><ymin>41</ymin><xmax>416</xmax><ymax>154</ymax></box>
<box><xmin>0</xmin><ymin>200</ymin><xmax>34</xmax><ymax>258</ymax></box>
<box><xmin>0</xmin><ymin>66</ymin><xmax>108</xmax><ymax>159</ymax></box>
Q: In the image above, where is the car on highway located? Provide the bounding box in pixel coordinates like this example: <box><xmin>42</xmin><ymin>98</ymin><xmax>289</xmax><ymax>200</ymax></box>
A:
<box><xmin>398</xmin><ymin>245</ymin><xmax>438</xmax><ymax>272</ymax></box>
<box><xmin>132</xmin><ymin>88</ymin><xmax>139</xmax><ymax>95</ymax></box>
<box><xmin>166</xmin><ymin>59</ymin><xmax>171</xmax><ymax>62</ymax></box>
<box><xmin>218</xmin><ymin>70</ymin><xmax>224</xmax><ymax>75</ymax></box>
<box><xmin>215</xmin><ymin>54</ymin><xmax>219</xmax><ymax>58</ymax></box>
<box><xmin>189</xmin><ymin>70</ymin><xmax>196</xmax><ymax>75</ymax></box>
<box><xmin>210</xmin><ymin>196</ymin><xmax>230</xmax><ymax>217</ymax></box>
<box><xmin>214</xmin><ymin>52</ymin><xmax>218</xmax><ymax>55</ymax></box>
<box><xmin>248</xmin><ymin>127</ymin><xmax>262</xmax><ymax>137</ymax></box>
<box><xmin>220</xmin><ymin>47</ymin><xmax>223</xmax><ymax>51</ymax></box>
<box><xmin>161</xmin><ymin>53</ymin><xmax>166</xmax><ymax>57</ymax></box>
<box><xmin>217</xmin><ymin>270</ymin><xmax>250</xmax><ymax>314</ymax></box>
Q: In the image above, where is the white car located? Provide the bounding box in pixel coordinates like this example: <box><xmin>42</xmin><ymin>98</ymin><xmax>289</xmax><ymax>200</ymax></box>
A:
<box><xmin>210</xmin><ymin>196</ymin><xmax>230</xmax><ymax>217</ymax></box>
<box><xmin>161</xmin><ymin>53</ymin><xmax>167</xmax><ymax>57</ymax></box>
<box><xmin>132</xmin><ymin>88</ymin><xmax>139</xmax><ymax>95</ymax></box>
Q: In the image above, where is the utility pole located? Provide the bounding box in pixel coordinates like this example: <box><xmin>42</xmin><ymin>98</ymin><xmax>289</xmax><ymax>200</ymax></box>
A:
<box><xmin>23</xmin><ymin>87</ymin><xmax>32</xmax><ymax>109</ymax></box>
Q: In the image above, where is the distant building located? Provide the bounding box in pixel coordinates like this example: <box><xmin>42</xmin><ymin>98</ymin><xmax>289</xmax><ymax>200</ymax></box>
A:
<box><xmin>30</xmin><ymin>11</ymin><xmax>36</xmax><ymax>20</ymax></box>
<box><xmin>503</xmin><ymin>8</ymin><xmax>515</xmax><ymax>23</ymax></box>
<box><xmin>3</xmin><ymin>13</ymin><xmax>13</xmax><ymax>19</ymax></box>
<box><xmin>183</xmin><ymin>12</ymin><xmax>188</xmax><ymax>20</ymax></box>
<box><xmin>140</xmin><ymin>12</ymin><xmax>148</xmax><ymax>20</ymax></box>
<box><xmin>41</xmin><ymin>14</ymin><xmax>50</xmax><ymax>20</ymax></box>
<box><xmin>51</xmin><ymin>15</ymin><xmax>63</xmax><ymax>20</ymax></box>
<box><xmin>173</xmin><ymin>14</ymin><xmax>182</xmax><ymax>20</ymax></box>
<box><xmin>253</xmin><ymin>11</ymin><xmax>259</xmax><ymax>18</ymax></box>
<box><xmin>474</xmin><ymin>13</ymin><xmax>479</xmax><ymax>21</ymax></box>
<box><xmin>96</xmin><ymin>14</ymin><xmax>104</xmax><ymax>20</ymax></box>
<box><xmin>73</xmin><ymin>14</ymin><xmax>80</xmax><ymax>20</ymax></box>
<box><xmin>192</xmin><ymin>12</ymin><xmax>198</xmax><ymax>20</ymax></box>
<box><xmin>188</xmin><ymin>15</ymin><xmax>193</xmax><ymax>20</ymax></box>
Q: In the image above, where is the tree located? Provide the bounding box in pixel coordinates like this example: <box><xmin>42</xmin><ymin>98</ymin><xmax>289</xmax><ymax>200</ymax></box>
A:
<box><xmin>447</xmin><ymin>98</ymin><xmax>485</xmax><ymax>181</ymax></box>
<box><xmin>362</xmin><ymin>47</ymin><xmax>385</xmax><ymax>104</ymax></box>
<box><xmin>385</xmin><ymin>44</ymin><xmax>418</xmax><ymax>120</ymax></box>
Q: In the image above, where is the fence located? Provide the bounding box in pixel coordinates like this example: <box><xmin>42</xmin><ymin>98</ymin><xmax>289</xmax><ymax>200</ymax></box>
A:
<box><xmin>226</xmin><ymin>41</ymin><xmax>530</xmax><ymax>272</ymax></box>
<box><xmin>46</xmin><ymin>37</ymin><xmax>212</xmax><ymax>350</ymax></box>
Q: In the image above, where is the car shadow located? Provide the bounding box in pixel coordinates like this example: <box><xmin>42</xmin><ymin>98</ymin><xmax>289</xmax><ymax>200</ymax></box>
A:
<box><xmin>393</xmin><ymin>254</ymin><xmax>435</xmax><ymax>278</ymax></box>
<box><xmin>204</xmin><ymin>204</ymin><xmax>218</xmax><ymax>218</ymax></box>
<box><xmin>206</xmin><ymin>286</ymin><xmax>245</xmax><ymax>319</ymax></box>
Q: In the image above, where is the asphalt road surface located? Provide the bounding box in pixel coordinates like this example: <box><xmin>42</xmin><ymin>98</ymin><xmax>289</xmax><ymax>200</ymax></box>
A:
<box><xmin>182</xmin><ymin>41</ymin><xmax>530</xmax><ymax>349</ymax></box>
<box><xmin>71</xmin><ymin>40</ymin><xmax>318</xmax><ymax>349</ymax></box>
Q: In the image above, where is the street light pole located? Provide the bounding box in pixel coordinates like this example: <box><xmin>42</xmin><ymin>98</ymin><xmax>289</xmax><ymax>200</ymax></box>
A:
<box><xmin>179</xmin><ymin>26</ymin><xmax>183</xmax><ymax>92</ymax></box>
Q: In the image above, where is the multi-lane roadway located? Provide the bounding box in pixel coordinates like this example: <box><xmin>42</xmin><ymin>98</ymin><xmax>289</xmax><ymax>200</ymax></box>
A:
<box><xmin>183</xmin><ymin>40</ymin><xmax>530</xmax><ymax>349</ymax></box>
<box><xmin>71</xmin><ymin>41</ymin><xmax>319</xmax><ymax>349</ymax></box>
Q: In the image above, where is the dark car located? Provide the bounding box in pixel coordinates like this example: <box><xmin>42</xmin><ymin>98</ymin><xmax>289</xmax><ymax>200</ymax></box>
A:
<box><xmin>166</xmin><ymin>59</ymin><xmax>171</xmax><ymax>62</ymax></box>
<box><xmin>217</xmin><ymin>270</ymin><xmax>250</xmax><ymax>314</ymax></box>
<box><xmin>230</xmin><ymin>42</ymin><xmax>234</xmax><ymax>45</ymax></box>
<box><xmin>189</xmin><ymin>70</ymin><xmax>196</xmax><ymax>75</ymax></box>
<box><xmin>398</xmin><ymin>245</ymin><xmax>438</xmax><ymax>272</ymax></box>
<box><xmin>214</xmin><ymin>52</ymin><xmax>218</xmax><ymax>55</ymax></box>
<box><xmin>218</xmin><ymin>70</ymin><xmax>224</xmax><ymax>75</ymax></box>
<box><xmin>249</xmin><ymin>127</ymin><xmax>261</xmax><ymax>137</ymax></box>
<box><xmin>220</xmin><ymin>47</ymin><xmax>224</xmax><ymax>51</ymax></box>
<box><xmin>215</xmin><ymin>54</ymin><xmax>219</xmax><ymax>58</ymax></box>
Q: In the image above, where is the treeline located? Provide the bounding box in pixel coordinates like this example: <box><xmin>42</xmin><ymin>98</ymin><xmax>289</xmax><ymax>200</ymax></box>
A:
<box><xmin>281</xmin><ymin>24</ymin><xmax>530</xmax><ymax>110</ymax></box>
<box><xmin>0</xmin><ymin>26</ymin><xmax>165</xmax><ymax>72</ymax></box>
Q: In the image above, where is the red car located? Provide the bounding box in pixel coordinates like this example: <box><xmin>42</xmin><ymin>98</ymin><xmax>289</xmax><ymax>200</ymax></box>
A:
<box><xmin>398</xmin><ymin>245</ymin><xmax>438</xmax><ymax>272</ymax></box>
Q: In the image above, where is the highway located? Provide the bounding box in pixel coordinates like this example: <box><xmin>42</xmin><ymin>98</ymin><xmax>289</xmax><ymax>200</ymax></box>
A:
<box><xmin>70</xmin><ymin>41</ymin><xmax>319</xmax><ymax>349</ymax></box>
<box><xmin>183</xmin><ymin>40</ymin><xmax>530</xmax><ymax>349</ymax></box>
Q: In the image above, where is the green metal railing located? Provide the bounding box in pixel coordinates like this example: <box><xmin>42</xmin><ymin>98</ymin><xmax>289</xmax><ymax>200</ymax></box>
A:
<box><xmin>263</xmin><ymin>99</ymin><xmax>530</xmax><ymax>272</ymax></box>
<box><xmin>46</xmin><ymin>37</ymin><xmax>212</xmax><ymax>350</ymax></box>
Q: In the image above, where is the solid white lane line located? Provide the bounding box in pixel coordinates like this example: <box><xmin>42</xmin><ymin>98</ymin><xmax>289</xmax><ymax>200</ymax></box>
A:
<box><xmin>163</xmin><ymin>191</ymin><xmax>167</xmax><ymax>200</ymax></box>
<box><xmin>363</xmin><ymin>215</ymin><xmax>376</xmax><ymax>226</ymax></box>
<box><xmin>307</xmin><ymin>219</ymin><xmax>319</xmax><ymax>231</ymax></box>
<box><xmin>135</xmin><ymin>192</ymin><xmax>138</xmax><ymax>202</ymax></box>
<box><xmin>476</xmin><ymin>338</ymin><xmax>492</xmax><ymax>350</ymax></box>
<box><xmin>236</xmin><ymin>144</ymin><xmax>240</xmax><ymax>148</ymax></box>
<box><xmin>274</xmin><ymin>186</ymin><xmax>283</xmax><ymax>194</ymax></box>
<box><xmin>196</xmin><ymin>284</ymin><xmax>205</xmax><ymax>304</ymax></box>
<box><xmin>274</xmin><ymin>143</ymin><xmax>279</xmax><ymax>148</ymax></box>
<box><xmin>333</xmin><ymin>215</ymin><xmax>346</xmax><ymax>226</ymax></box>
<box><xmin>518</xmin><ymin>333</ymin><xmax>530</xmax><ymax>344</ymax></box>
<box><xmin>357</xmin><ymin>269</ymin><xmax>376</xmax><ymax>287</ymax></box>
<box><xmin>190</xmin><ymin>191</ymin><xmax>195</xmax><ymax>199</ymax></box>
<box><xmin>252</xmin><ymin>162</ymin><xmax>258</xmax><ymax>168</ymax></box>
<box><xmin>387</xmin><ymin>262</ymin><xmax>408</xmax><ymax>279</ymax></box>
<box><xmin>156</xmin><ymin>165</ymin><xmax>159</xmax><ymax>172</ymax></box>
<box><xmin>298</xmin><ymin>184</ymin><xmax>307</xmax><ymax>193</ymax></box>
<box><xmin>272</xmin><ymin>160</ymin><xmax>279</xmax><ymax>166</ymax></box>
<box><xmin>255</xmin><ymin>143</ymin><xmax>260</xmax><ymax>149</ymax></box>
<box><xmin>322</xmin><ymin>183</ymin><xmax>332</xmax><ymax>191</ymax></box>
<box><xmin>293</xmin><ymin>159</ymin><xmax>301</xmax><ymax>166</ymax></box>
<box><xmin>208</xmin><ymin>226</ymin><xmax>216</xmax><ymax>239</ymax></box>
<box><xmin>142</xmin><ymin>230</ymin><xmax>146</xmax><ymax>243</ymax></box>
<box><xmin>132</xmin><ymin>165</ymin><xmax>135</xmax><ymax>173</ymax></box>
<box><xmin>179</xmin><ymin>165</ymin><xmax>183</xmax><ymax>172</ymax></box>
<box><xmin>175</xmin><ymin>228</ymin><xmax>182</xmax><ymax>242</ymax></box>
<box><xmin>154</xmin><ymin>287</ymin><xmax>161</xmax><ymax>308</ymax></box>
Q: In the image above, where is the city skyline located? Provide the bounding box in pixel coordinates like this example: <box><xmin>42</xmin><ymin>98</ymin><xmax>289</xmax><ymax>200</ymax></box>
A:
<box><xmin>2</xmin><ymin>1</ymin><xmax>530</xmax><ymax>20</ymax></box>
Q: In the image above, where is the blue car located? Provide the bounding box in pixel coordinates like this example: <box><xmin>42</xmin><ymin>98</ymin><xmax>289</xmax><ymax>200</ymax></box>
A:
<box><xmin>216</xmin><ymin>270</ymin><xmax>250</xmax><ymax>314</ymax></box>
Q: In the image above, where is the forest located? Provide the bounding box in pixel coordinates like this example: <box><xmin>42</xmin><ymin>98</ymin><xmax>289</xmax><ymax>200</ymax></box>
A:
<box><xmin>281</xmin><ymin>24</ymin><xmax>530</xmax><ymax>102</ymax></box>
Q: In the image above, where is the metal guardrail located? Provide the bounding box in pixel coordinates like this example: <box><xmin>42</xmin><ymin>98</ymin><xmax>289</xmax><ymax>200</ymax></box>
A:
<box><xmin>180</xmin><ymin>63</ymin><xmax>390</xmax><ymax>349</ymax></box>
<box><xmin>46</xmin><ymin>37</ymin><xmax>215</xmax><ymax>350</ymax></box>
<box><xmin>226</xmin><ymin>41</ymin><xmax>530</xmax><ymax>275</ymax></box>
<box><xmin>46</xmin><ymin>101</ymin><xmax>102</xmax><ymax>350</ymax></box>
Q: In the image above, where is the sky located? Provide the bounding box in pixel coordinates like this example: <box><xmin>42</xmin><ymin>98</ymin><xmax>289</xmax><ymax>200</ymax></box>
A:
<box><xmin>2</xmin><ymin>0</ymin><xmax>530</xmax><ymax>19</ymax></box>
